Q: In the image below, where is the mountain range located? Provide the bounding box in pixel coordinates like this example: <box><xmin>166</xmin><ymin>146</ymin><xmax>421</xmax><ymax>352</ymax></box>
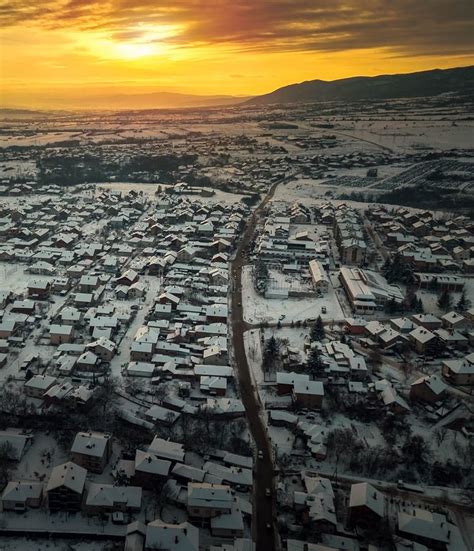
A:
<box><xmin>245</xmin><ymin>66</ymin><xmax>474</xmax><ymax>106</ymax></box>
<box><xmin>2</xmin><ymin>66</ymin><xmax>473</xmax><ymax>112</ymax></box>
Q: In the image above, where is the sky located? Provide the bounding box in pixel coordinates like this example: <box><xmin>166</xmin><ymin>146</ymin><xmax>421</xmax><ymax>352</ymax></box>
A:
<box><xmin>1</xmin><ymin>0</ymin><xmax>473</xmax><ymax>109</ymax></box>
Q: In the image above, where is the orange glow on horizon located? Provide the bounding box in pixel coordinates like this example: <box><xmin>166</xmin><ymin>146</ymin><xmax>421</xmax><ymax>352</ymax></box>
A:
<box><xmin>1</xmin><ymin>1</ymin><xmax>473</xmax><ymax>109</ymax></box>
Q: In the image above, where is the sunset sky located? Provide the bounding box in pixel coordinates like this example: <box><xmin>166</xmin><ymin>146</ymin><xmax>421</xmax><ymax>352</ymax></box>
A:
<box><xmin>1</xmin><ymin>0</ymin><xmax>473</xmax><ymax>108</ymax></box>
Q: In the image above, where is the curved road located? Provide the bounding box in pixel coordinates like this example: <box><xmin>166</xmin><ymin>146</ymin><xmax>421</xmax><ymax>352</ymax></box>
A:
<box><xmin>230</xmin><ymin>176</ymin><xmax>291</xmax><ymax>551</ymax></box>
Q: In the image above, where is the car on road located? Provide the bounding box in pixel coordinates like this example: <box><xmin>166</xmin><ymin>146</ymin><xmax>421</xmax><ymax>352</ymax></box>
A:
<box><xmin>321</xmin><ymin>306</ymin><xmax>327</xmax><ymax>314</ymax></box>
<box><xmin>257</xmin><ymin>450</ymin><xmax>263</xmax><ymax>460</ymax></box>
<box><xmin>265</xmin><ymin>488</ymin><xmax>271</xmax><ymax>497</ymax></box>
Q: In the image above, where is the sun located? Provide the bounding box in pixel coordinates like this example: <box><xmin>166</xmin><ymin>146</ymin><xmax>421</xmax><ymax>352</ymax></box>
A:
<box><xmin>81</xmin><ymin>23</ymin><xmax>182</xmax><ymax>61</ymax></box>
<box><xmin>112</xmin><ymin>42</ymin><xmax>157</xmax><ymax>60</ymax></box>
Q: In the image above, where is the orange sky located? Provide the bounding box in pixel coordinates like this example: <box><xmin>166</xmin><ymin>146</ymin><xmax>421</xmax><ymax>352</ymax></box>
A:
<box><xmin>1</xmin><ymin>1</ymin><xmax>473</xmax><ymax>109</ymax></box>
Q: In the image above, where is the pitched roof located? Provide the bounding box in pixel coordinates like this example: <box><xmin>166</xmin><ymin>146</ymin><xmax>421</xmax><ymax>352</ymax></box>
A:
<box><xmin>46</xmin><ymin>461</ymin><xmax>87</xmax><ymax>494</ymax></box>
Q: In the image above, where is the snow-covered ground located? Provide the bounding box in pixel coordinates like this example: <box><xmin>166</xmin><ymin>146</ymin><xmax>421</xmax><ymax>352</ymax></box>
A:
<box><xmin>0</xmin><ymin>262</ymin><xmax>54</xmax><ymax>296</ymax></box>
<box><xmin>241</xmin><ymin>265</ymin><xmax>344</xmax><ymax>324</ymax></box>
<box><xmin>109</xmin><ymin>275</ymin><xmax>162</xmax><ymax>381</ymax></box>
<box><xmin>336</xmin><ymin>118</ymin><xmax>474</xmax><ymax>152</ymax></box>
<box><xmin>244</xmin><ymin>328</ymin><xmax>264</xmax><ymax>385</ymax></box>
<box><xmin>95</xmin><ymin>182</ymin><xmax>247</xmax><ymax>204</ymax></box>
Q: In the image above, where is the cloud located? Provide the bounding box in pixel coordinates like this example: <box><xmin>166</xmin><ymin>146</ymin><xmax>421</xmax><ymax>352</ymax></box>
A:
<box><xmin>1</xmin><ymin>0</ymin><xmax>473</xmax><ymax>58</ymax></box>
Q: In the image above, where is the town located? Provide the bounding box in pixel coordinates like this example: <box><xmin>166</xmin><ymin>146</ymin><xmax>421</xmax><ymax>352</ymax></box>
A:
<box><xmin>0</xmin><ymin>95</ymin><xmax>473</xmax><ymax>551</ymax></box>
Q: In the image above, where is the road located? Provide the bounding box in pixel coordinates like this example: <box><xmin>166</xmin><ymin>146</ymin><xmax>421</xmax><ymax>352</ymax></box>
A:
<box><xmin>230</xmin><ymin>175</ymin><xmax>292</xmax><ymax>551</ymax></box>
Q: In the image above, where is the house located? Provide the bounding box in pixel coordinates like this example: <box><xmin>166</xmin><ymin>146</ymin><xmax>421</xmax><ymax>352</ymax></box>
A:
<box><xmin>76</xmin><ymin>351</ymin><xmax>99</xmax><ymax>371</ymax></box>
<box><xmin>187</xmin><ymin>483</ymin><xmax>233</xmax><ymax>519</ymax></box>
<box><xmin>434</xmin><ymin>328</ymin><xmax>468</xmax><ymax>350</ymax></box>
<box><xmin>24</xmin><ymin>374</ymin><xmax>57</xmax><ymax>399</ymax></box>
<box><xmin>441</xmin><ymin>311</ymin><xmax>468</xmax><ymax>331</ymax></box>
<box><xmin>78</xmin><ymin>275</ymin><xmax>100</xmax><ymax>293</ymax></box>
<box><xmin>442</xmin><ymin>355</ymin><xmax>474</xmax><ymax>386</ymax></box>
<box><xmin>308</xmin><ymin>259</ymin><xmax>330</xmax><ymax>294</ymax></box>
<box><xmin>292</xmin><ymin>380</ymin><xmax>324</xmax><ymax>409</ymax></box>
<box><xmin>390</xmin><ymin>317</ymin><xmax>415</xmax><ymax>334</ymax></box>
<box><xmin>295</xmin><ymin>475</ymin><xmax>336</xmax><ymax>533</ymax></box>
<box><xmin>349</xmin><ymin>482</ymin><xmax>386</xmax><ymax>530</ymax></box>
<box><xmin>145</xmin><ymin>405</ymin><xmax>180</xmax><ymax>425</ymax></box>
<box><xmin>49</xmin><ymin>324</ymin><xmax>74</xmax><ymax>345</ymax></box>
<box><xmin>408</xmin><ymin>326</ymin><xmax>438</xmax><ymax>355</ymax></box>
<box><xmin>127</xmin><ymin>361</ymin><xmax>155</xmax><ymax>377</ymax></box>
<box><xmin>344</xmin><ymin>318</ymin><xmax>367</xmax><ymax>335</ymax></box>
<box><xmin>377</xmin><ymin>328</ymin><xmax>402</xmax><ymax>350</ymax></box>
<box><xmin>203</xmin><ymin>345</ymin><xmax>228</xmax><ymax>366</ymax></box>
<box><xmin>375</xmin><ymin>379</ymin><xmax>411</xmax><ymax>414</ymax></box>
<box><xmin>412</xmin><ymin>313</ymin><xmax>442</xmax><ymax>331</ymax></box>
<box><xmin>84</xmin><ymin>483</ymin><xmax>142</xmax><ymax>514</ymax></box>
<box><xmin>0</xmin><ymin>430</ymin><xmax>32</xmax><ymax>460</ymax></box>
<box><xmin>46</xmin><ymin>461</ymin><xmax>87</xmax><ymax>512</ymax></box>
<box><xmin>116</xmin><ymin>269</ymin><xmax>139</xmax><ymax>286</ymax></box>
<box><xmin>340</xmin><ymin>239</ymin><xmax>367</xmax><ymax>265</ymax></box>
<box><xmin>131</xmin><ymin>341</ymin><xmax>154</xmax><ymax>362</ymax></box>
<box><xmin>397</xmin><ymin>509</ymin><xmax>452</xmax><ymax>549</ymax></box>
<box><xmin>11</xmin><ymin>299</ymin><xmax>36</xmax><ymax>315</ymax></box>
<box><xmin>277</xmin><ymin>372</ymin><xmax>310</xmax><ymax>395</ymax></box>
<box><xmin>86</xmin><ymin>337</ymin><xmax>116</xmax><ymax>361</ymax></box>
<box><xmin>128</xmin><ymin>281</ymin><xmax>146</xmax><ymax>298</ymax></box>
<box><xmin>145</xmin><ymin>521</ymin><xmax>199</xmax><ymax>551</ymax></box>
<box><xmin>1</xmin><ymin>480</ymin><xmax>43</xmax><ymax>511</ymax></box>
<box><xmin>0</xmin><ymin>319</ymin><xmax>17</xmax><ymax>339</ymax></box>
<box><xmin>210</xmin><ymin>499</ymin><xmax>245</xmax><ymax>538</ymax></box>
<box><xmin>205</xmin><ymin>304</ymin><xmax>228</xmax><ymax>323</ymax></box>
<box><xmin>410</xmin><ymin>375</ymin><xmax>447</xmax><ymax>403</ymax></box>
<box><xmin>268</xmin><ymin>410</ymin><xmax>298</xmax><ymax>429</ymax></box>
<box><xmin>60</xmin><ymin>307</ymin><xmax>82</xmax><ymax>326</ymax></box>
<box><xmin>134</xmin><ymin>450</ymin><xmax>171</xmax><ymax>486</ymax></box>
<box><xmin>200</xmin><ymin>376</ymin><xmax>227</xmax><ymax>396</ymax></box>
<box><xmin>27</xmin><ymin>280</ymin><xmax>51</xmax><ymax>299</ymax></box>
<box><xmin>124</xmin><ymin>521</ymin><xmax>146</xmax><ymax>551</ymax></box>
<box><xmin>157</xmin><ymin>292</ymin><xmax>180</xmax><ymax>309</ymax></box>
<box><xmin>147</xmin><ymin>437</ymin><xmax>185</xmax><ymax>463</ymax></box>
<box><xmin>71</xmin><ymin>431</ymin><xmax>112</xmax><ymax>473</ymax></box>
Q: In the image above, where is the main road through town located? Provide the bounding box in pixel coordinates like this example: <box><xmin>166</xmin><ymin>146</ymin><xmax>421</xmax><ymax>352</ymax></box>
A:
<box><xmin>230</xmin><ymin>174</ymin><xmax>292</xmax><ymax>551</ymax></box>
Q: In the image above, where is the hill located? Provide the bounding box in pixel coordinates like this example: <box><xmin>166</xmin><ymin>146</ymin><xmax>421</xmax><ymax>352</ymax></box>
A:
<box><xmin>245</xmin><ymin>66</ymin><xmax>474</xmax><ymax>106</ymax></box>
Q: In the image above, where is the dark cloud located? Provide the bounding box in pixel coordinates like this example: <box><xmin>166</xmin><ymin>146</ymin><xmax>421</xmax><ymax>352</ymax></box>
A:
<box><xmin>1</xmin><ymin>0</ymin><xmax>473</xmax><ymax>57</ymax></box>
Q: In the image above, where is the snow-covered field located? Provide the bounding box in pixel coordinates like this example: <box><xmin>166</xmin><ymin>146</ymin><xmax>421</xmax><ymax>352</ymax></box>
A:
<box><xmin>95</xmin><ymin>182</ymin><xmax>247</xmax><ymax>204</ymax></box>
<box><xmin>0</xmin><ymin>262</ymin><xmax>54</xmax><ymax>296</ymax></box>
<box><xmin>336</xmin><ymin>118</ymin><xmax>474</xmax><ymax>152</ymax></box>
<box><xmin>241</xmin><ymin>265</ymin><xmax>344</xmax><ymax>324</ymax></box>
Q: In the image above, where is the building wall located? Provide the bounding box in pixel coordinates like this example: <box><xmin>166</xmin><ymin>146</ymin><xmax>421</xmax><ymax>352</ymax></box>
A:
<box><xmin>409</xmin><ymin>384</ymin><xmax>437</xmax><ymax>403</ymax></box>
<box><xmin>48</xmin><ymin>487</ymin><xmax>82</xmax><ymax>512</ymax></box>
<box><xmin>293</xmin><ymin>392</ymin><xmax>323</xmax><ymax>409</ymax></box>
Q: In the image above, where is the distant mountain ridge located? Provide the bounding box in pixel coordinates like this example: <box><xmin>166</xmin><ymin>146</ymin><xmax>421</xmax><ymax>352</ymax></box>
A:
<box><xmin>1</xmin><ymin>92</ymin><xmax>251</xmax><ymax>112</ymax></box>
<box><xmin>77</xmin><ymin>91</ymin><xmax>250</xmax><ymax>110</ymax></box>
<box><xmin>245</xmin><ymin>66</ymin><xmax>474</xmax><ymax>106</ymax></box>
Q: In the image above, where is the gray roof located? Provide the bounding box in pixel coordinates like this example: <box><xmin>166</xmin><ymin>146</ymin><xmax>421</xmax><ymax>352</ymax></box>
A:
<box><xmin>46</xmin><ymin>461</ymin><xmax>87</xmax><ymax>494</ymax></box>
